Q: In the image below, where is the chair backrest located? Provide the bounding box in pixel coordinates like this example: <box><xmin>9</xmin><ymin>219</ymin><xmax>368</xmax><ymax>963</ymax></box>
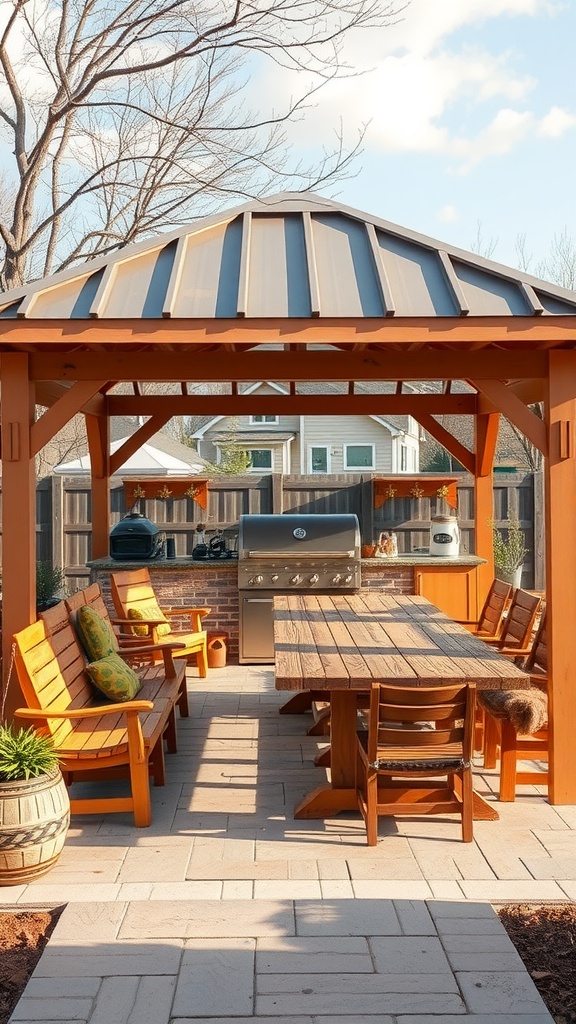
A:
<box><xmin>497</xmin><ymin>589</ymin><xmax>542</xmax><ymax>651</ymax></box>
<box><xmin>13</xmin><ymin>614</ymin><xmax>94</xmax><ymax>746</ymax></box>
<box><xmin>66</xmin><ymin>582</ymin><xmax>113</xmax><ymax>628</ymax></box>
<box><xmin>367</xmin><ymin>682</ymin><xmax>476</xmax><ymax>765</ymax></box>
<box><xmin>110</xmin><ymin>568</ymin><xmax>159</xmax><ymax>621</ymax></box>
<box><xmin>524</xmin><ymin>605</ymin><xmax>547</xmax><ymax>677</ymax></box>
<box><xmin>477</xmin><ymin>579</ymin><xmax>513</xmax><ymax>637</ymax></box>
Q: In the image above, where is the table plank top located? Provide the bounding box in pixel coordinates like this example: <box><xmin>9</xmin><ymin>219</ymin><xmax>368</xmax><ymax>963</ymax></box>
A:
<box><xmin>273</xmin><ymin>592</ymin><xmax>531</xmax><ymax>691</ymax></box>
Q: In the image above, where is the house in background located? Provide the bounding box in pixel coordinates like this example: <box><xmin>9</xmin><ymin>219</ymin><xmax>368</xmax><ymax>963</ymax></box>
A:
<box><xmin>192</xmin><ymin>381</ymin><xmax>421</xmax><ymax>474</ymax></box>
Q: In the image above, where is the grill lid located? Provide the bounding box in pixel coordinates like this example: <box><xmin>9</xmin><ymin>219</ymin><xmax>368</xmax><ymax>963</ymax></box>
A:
<box><xmin>238</xmin><ymin>514</ymin><xmax>360</xmax><ymax>557</ymax></box>
<box><xmin>110</xmin><ymin>512</ymin><xmax>160</xmax><ymax>538</ymax></box>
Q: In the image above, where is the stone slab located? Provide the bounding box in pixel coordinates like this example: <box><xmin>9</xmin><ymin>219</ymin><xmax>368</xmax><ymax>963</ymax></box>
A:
<box><xmin>172</xmin><ymin>939</ymin><xmax>254</xmax><ymax>1018</ymax></box>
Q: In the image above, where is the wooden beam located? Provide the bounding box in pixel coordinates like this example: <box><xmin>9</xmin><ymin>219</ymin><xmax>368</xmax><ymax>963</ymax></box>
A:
<box><xmin>3</xmin><ymin>314</ymin><xmax>576</xmax><ymax>347</ymax></box>
<box><xmin>109</xmin><ymin>414</ymin><xmax>170</xmax><ymax>475</ymax></box>
<box><xmin>106</xmin><ymin>394</ymin><xmax>479</xmax><ymax>417</ymax></box>
<box><xmin>86</xmin><ymin>413</ymin><xmax>110</xmax><ymax>559</ymax></box>
<box><xmin>0</xmin><ymin>353</ymin><xmax>36</xmax><ymax>720</ymax></box>
<box><xmin>30</xmin><ymin>379</ymin><xmax>109</xmax><ymax>455</ymax></box>
<box><xmin>35</xmin><ymin>380</ymin><xmax>107</xmax><ymax>416</ymax></box>
<box><xmin>471</xmin><ymin>379</ymin><xmax>548</xmax><ymax>456</ymax></box>
<box><xmin>545</xmin><ymin>350</ymin><xmax>576</xmax><ymax>803</ymax></box>
<box><xmin>31</xmin><ymin>349</ymin><xmax>549</xmax><ymax>383</ymax></box>
<box><xmin>474</xmin><ymin>412</ymin><xmax>499</xmax><ymax>602</ymax></box>
<box><xmin>507</xmin><ymin>379</ymin><xmax>545</xmax><ymax>405</ymax></box>
<box><xmin>412</xmin><ymin>413</ymin><xmax>476</xmax><ymax>474</ymax></box>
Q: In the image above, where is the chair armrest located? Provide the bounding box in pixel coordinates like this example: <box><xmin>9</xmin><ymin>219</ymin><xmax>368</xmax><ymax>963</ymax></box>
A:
<box><xmin>163</xmin><ymin>607</ymin><xmax>211</xmax><ymax>617</ymax></box>
<box><xmin>15</xmin><ymin>701</ymin><xmax>154</xmax><ymax>720</ymax></box>
<box><xmin>118</xmin><ymin>641</ymin><xmax>186</xmax><ymax>655</ymax></box>
<box><xmin>162</xmin><ymin>607</ymin><xmax>210</xmax><ymax>632</ymax></box>
<box><xmin>497</xmin><ymin>645</ymin><xmax>533</xmax><ymax>658</ymax></box>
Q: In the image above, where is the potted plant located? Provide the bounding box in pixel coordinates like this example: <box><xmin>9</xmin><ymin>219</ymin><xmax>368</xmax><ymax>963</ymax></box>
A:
<box><xmin>0</xmin><ymin>724</ymin><xmax>70</xmax><ymax>885</ymax></box>
<box><xmin>492</xmin><ymin>510</ymin><xmax>527</xmax><ymax>588</ymax></box>
<box><xmin>36</xmin><ymin>561</ymin><xmax>66</xmax><ymax>612</ymax></box>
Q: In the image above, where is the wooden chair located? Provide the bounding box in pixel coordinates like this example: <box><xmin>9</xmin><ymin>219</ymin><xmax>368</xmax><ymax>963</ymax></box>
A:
<box><xmin>459</xmin><ymin>578</ymin><xmax>513</xmax><ymax>640</ymax></box>
<box><xmin>110</xmin><ymin>568</ymin><xmax>210</xmax><ymax>679</ymax></box>
<box><xmin>480</xmin><ymin>610</ymin><xmax>548</xmax><ymax>798</ymax></box>
<box><xmin>355</xmin><ymin>682</ymin><xmax>476</xmax><ymax>845</ymax></box>
<box><xmin>473</xmin><ymin>588</ymin><xmax>542</xmax><ymax>753</ymax></box>
<box><xmin>481</xmin><ymin>588</ymin><xmax>542</xmax><ymax>657</ymax></box>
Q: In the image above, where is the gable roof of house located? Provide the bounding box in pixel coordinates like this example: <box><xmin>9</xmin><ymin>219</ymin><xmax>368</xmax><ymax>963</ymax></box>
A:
<box><xmin>192</xmin><ymin>381</ymin><xmax>411</xmax><ymax>438</ymax></box>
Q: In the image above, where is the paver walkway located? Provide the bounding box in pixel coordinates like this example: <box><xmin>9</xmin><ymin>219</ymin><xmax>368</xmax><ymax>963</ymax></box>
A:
<box><xmin>6</xmin><ymin>664</ymin><xmax>573</xmax><ymax>1023</ymax></box>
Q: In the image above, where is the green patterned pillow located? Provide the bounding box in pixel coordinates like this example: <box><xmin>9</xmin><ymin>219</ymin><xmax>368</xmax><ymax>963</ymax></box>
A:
<box><xmin>76</xmin><ymin>604</ymin><xmax>119</xmax><ymax>661</ymax></box>
<box><xmin>127</xmin><ymin>603</ymin><xmax>172</xmax><ymax>638</ymax></box>
<box><xmin>86</xmin><ymin>653</ymin><xmax>141</xmax><ymax>702</ymax></box>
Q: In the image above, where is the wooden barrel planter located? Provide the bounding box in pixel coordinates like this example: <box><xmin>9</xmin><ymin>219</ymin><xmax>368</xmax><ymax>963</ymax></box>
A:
<box><xmin>0</xmin><ymin>768</ymin><xmax>70</xmax><ymax>886</ymax></box>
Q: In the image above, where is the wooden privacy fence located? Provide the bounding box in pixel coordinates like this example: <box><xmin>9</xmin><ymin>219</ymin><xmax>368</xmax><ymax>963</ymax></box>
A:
<box><xmin>0</xmin><ymin>471</ymin><xmax>542</xmax><ymax>593</ymax></box>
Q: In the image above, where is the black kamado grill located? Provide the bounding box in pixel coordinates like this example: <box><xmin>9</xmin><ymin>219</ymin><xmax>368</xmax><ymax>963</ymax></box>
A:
<box><xmin>238</xmin><ymin>513</ymin><xmax>361</xmax><ymax>663</ymax></box>
<box><xmin>109</xmin><ymin>513</ymin><xmax>166</xmax><ymax>560</ymax></box>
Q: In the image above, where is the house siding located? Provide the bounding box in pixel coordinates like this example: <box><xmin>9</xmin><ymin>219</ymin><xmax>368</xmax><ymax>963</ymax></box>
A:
<box><xmin>302</xmin><ymin>415</ymin><xmax>394</xmax><ymax>473</ymax></box>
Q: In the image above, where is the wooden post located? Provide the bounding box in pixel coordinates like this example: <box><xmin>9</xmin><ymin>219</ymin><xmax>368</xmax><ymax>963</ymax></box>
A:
<box><xmin>474</xmin><ymin>412</ymin><xmax>499</xmax><ymax>611</ymax></box>
<box><xmin>0</xmin><ymin>353</ymin><xmax>36</xmax><ymax>720</ymax></box>
<box><xmin>545</xmin><ymin>351</ymin><xmax>576</xmax><ymax>803</ymax></box>
<box><xmin>86</xmin><ymin>413</ymin><xmax>110</xmax><ymax>560</ymax></box>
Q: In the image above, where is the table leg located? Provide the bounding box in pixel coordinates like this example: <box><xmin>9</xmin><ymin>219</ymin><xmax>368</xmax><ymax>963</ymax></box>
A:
<box><xmin>295</xmin><ymin>691</ymin><xmax>358</xmax><ymax>818</ymax></box>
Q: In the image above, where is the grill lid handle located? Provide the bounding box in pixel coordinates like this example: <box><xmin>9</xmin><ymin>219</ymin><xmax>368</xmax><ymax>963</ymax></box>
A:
<box><xmin>246</xmin><ymin>550</ymin><xmax>356</xmax><ymax>558</ymax></box>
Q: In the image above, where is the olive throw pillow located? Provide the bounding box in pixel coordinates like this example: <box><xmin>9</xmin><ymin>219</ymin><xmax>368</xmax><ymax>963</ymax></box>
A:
<box><xmin>127</xmin><ymin>603</ymin><xmax>172</xmax><ymax>638</ymax></box>
<box><xmin>86</xmin><ymin>652</ymin><xmax>141</xmax><ymax>702</ymax></box>
<box><xmin>76</xmin><ymin>604</ymin><xmax>119</xmax><ymax>661</ymax></box>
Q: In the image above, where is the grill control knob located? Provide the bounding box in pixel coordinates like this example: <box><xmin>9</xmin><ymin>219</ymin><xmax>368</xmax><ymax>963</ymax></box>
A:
<box><xmin>344</xmin><ymin>574</ymin><xmax>354</xmax><ymax>584</ymax></box>
<box><xmin>332</xmin><ymin>574</ymin><xmax>342</xmax><ymax>584</ymax></box>
<box><xmin>309</xmin><ymin>574</ymin><xmax>320</xmax><ymax>585</ymax></box>
<box><xmin>270</xmin><ymin>574</ymin><xmax>279</xmax><ymax>582</ymax></box>
<box><xmin>289</xmin><ymin>574</ymin><xmax>302</xmax><ymax>585</ymax></box>
<box><xmin>250</xmin><ymin>575</ymin><xmax>264</xmax><ymax>585</ymax></box>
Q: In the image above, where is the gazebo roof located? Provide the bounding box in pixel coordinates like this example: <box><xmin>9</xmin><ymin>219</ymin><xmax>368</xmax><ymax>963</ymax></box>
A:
<box><xmin>2</xmin><ymin>192</ymin><xmax>576</xmax><ymax>323</ymax></box>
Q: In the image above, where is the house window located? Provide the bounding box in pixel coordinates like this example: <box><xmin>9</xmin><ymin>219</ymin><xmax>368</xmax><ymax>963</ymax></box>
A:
<box><xmin>400</xmin><ymin>444</ymin><xmax>408</xmax><ymax>472</ymax></box>
<box><xmin>249</xmin><ymin>415</ymin><xmax>278</xmax><ymax>424</ymax></box>
<box><xmin>344</xmin><ymin>444</ymin><xmax>375</xmax><ymax>470</ymax></box>
<box><xmin>310</xmin><ymin>446</ymin><xmax>329</xmax><ymax>473</ymax></box>
<box><xmin>249</xmin><ymin>449</ymin><xmax>273</xmax><ymax>470</ymax></box>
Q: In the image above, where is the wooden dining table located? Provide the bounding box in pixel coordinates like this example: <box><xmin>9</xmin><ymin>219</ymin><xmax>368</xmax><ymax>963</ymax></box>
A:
<box><xmin>273</xmin><ymin>591</ymin><xmax>531</xmax><ymax>821</ymax></box>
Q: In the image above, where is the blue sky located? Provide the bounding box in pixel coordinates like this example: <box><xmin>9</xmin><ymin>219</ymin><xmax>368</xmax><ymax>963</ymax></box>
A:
<box><xmin>265</xmin><ymin>0</ymin><xmax>576</xmax><ymax>272</ymax></box>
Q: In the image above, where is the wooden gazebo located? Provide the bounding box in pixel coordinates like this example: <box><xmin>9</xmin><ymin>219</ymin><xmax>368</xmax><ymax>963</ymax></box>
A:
<box><xmin>1</xmin><ymin>192</ymin><xmax>574</xmax><ymax>802</ymax></box>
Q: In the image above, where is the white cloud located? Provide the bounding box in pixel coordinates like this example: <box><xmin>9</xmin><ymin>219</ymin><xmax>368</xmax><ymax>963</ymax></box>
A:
<box><xmin>538</xmin><ymin>106</ymin><xmax>576</xmax><ymax>137</ymax></box>
<box><xmin>449</xmin><ymin>108</ymin><xmax>534</xmax><ymax>172</ymax></box>
<box><xmin>438</xmin><ymin>205</ymin><xmax>459</xmax><ymax>222</ymax></box>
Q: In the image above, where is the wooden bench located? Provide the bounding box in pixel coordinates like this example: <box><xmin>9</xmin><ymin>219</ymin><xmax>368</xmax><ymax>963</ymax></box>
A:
<box><xmin>12</xmin><ymin>600</ymin><xmax>187</xmax><ymax>827</ymax></box>
<box><xmin>65</xmin><ymin>582</ymin><xmax>190</xmax><ymax>717</ymax></box>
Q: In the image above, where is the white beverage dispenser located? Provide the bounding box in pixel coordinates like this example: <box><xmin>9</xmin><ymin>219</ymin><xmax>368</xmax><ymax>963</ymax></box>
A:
<box><xmin>429</xmin><ymin>514</ymin><xmax>460</xmax><ymax>557</ymax></box>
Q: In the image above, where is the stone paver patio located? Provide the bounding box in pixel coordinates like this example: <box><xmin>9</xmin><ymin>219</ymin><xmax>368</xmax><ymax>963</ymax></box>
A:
<box><xmin>5</xmin><ymin>663</ymin><xmax>572</xmax><ymax>1023</ymax></box>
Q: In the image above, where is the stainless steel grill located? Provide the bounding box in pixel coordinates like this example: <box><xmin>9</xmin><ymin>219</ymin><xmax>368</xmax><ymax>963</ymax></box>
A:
<box><xmin>238</xmin><ymin>513</ymin><xmax>361</xmax><ymax>663</ymax></box>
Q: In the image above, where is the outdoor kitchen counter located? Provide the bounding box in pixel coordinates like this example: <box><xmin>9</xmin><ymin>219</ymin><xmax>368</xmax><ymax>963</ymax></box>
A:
<box><xmin>88</xmin><ymin>554</ymin><xmax>487</xmax><ymax>664</ymax></box>
<box><xmin>88</xmin><ymin>556</ymin><xmax>240</xmax><ymax>661</ymax></box>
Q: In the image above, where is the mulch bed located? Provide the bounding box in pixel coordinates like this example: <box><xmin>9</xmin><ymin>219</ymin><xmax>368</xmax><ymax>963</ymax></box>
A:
<box><xmin>498</xmin><ymin>903</ymin><xmax>576</xmax><ymax>1024</ymax></box>
<box><xmin>0</xmin><ymin>904</ymin><xmax>574</xmax><ymax>1023</ymax></box>
<box><xmin>0</xmin><ymin>909</ymin><xmax>62</xmax><ymax>1024</ymax></box>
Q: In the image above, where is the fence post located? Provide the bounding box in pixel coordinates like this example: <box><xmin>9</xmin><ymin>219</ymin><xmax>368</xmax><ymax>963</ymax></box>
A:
<box><xmin>51</xmin><ymin>474</ymin><xmax>64</xmax><ymax>571</ymax></box>
<box><xmin>361</xmin><ymin>476</ymin><xmax>374</xmax><ymax>543</ymax></box>
<box><xmin>271</xmin><ymin>473</ymin><xmax>283</xmax><ymax>513</ymax></box>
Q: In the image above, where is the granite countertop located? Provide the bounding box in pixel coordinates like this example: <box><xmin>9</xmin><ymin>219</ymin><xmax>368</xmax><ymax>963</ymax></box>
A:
<box><xmin>87</xmin><ymin>556</ymin><xmax>238</xmax><ymax>570</ymax></box>
<box><xmin>88</xmin><ymin>554</ymin><xmax>485</xmax><ymax>570</ymax></box>
<box><xmin>362</xmin><ymin>554</ymin><xmax>486</xmax><ymax>567</ymax></box>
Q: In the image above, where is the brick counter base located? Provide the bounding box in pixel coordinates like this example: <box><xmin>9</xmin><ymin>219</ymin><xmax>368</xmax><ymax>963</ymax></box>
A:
<box><xmin>91</xmin><ymin>564</ymin><xmax>240</xmax><ymax>664</ymax></box>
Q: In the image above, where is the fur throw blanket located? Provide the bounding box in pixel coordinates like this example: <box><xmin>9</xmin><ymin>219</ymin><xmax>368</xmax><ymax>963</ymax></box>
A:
<box><xmin>479</xmin><ymin>688</ymin><xmax>548</xmax><ymax>734</ymax></box>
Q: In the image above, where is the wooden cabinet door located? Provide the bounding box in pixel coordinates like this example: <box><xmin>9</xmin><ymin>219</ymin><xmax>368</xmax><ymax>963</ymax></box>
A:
<box><xmin>414</xmin><ymin>566</ymin><xmax>479</xmax><ymax>622</ymax></box>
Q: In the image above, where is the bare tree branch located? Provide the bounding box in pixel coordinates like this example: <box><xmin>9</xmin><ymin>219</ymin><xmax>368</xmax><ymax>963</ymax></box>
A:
<box><xmin>0</xmin><ymin>0</ymin><xmax>408</xmax><ymax>288</ymax></box>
